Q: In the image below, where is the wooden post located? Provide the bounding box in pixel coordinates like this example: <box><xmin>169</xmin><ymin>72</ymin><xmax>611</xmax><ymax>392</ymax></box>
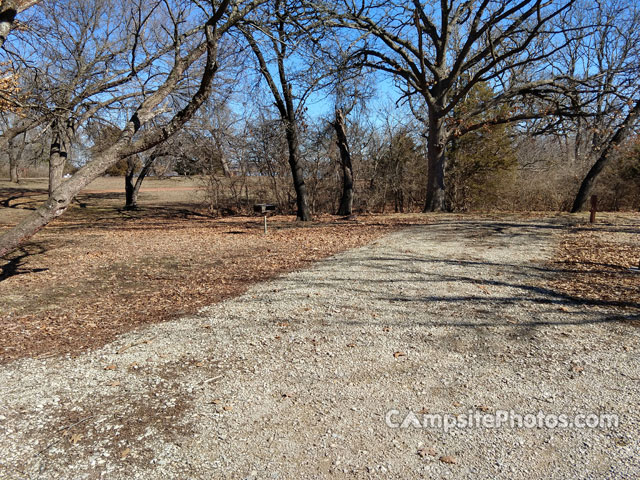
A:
<box><xmin>589</xmin><ymin>195</ymin><xmax>597</xmax><ymax>223</ymax></box>
<box><xmin>264</xmin><ymin>215</ymin><xmax>267</xmax><ymax>234</ymax></box>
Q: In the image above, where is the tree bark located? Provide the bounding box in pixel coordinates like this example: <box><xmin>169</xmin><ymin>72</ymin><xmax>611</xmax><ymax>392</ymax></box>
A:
<box><xmin>0</xmin><ymin>0</ymin><xmax>18</xmax><ymax>48</ymax></box>
<box><xmin>125</xmin><ymin>155</ymin><xmax>155</xmax><ymax>210</ymax></box>
<box><xmin>284</xmin><ymin>120</ymin><xmax>311</xmax><ymax>221</ymax></box>
<box><xmin>570</xmin><ymin>99</ymin><xmax>640</xmax><ymax>212</ymax></box>
<box><xmin>333</xmin><ymin>108</ymin><xmax>354</xmax><ymax>216</ymax></box>
<box><xmin>424</xmin><ymin>112</ymin><xmax>448</xmax><ymax>212</ymax></box>
<box><xmin>9</xmin><ymin>161</ymin><xmax>18</xmax><ymax>182</ymax></box>
<box><xmin>48</xmin><ymin>120</ymin><xmax>71</xmax><ymax>196</ymax></box>
<box><xmin>0</xmin><ymin>0</ymin><xmax>38</xmax><ymax>48</ymax></box>
<box><xmin>8</xmin><ymin>135</ymin><xmax>20</xmax><ymax>183</ymax></box>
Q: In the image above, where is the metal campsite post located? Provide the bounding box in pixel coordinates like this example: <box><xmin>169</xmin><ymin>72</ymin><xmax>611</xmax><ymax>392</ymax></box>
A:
<box><xmin>253</xmin><ymin>204</ymin><xmax>276</xmax><ymax>234</ymax></box>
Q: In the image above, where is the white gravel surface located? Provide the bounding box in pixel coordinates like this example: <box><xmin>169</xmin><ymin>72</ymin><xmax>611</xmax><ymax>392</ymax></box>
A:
<box><xmin>1</xmin><ymin>218</ymin><xmax>639</xmax><ymax>479</ymax></box>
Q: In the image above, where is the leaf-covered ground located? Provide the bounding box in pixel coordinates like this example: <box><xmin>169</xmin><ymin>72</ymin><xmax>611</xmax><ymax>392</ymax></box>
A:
<box><xmin>549</xmin><ymin>218</ymin><xmax>639</xmax><ymax>313</ymax></box>
<box><xmin>0</xmin><ymin>206</ymin><xmax>426</xmax><ymax>363</ymax></box>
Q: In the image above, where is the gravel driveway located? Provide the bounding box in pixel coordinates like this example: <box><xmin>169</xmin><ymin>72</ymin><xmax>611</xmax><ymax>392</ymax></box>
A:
<box><xmin>1</xmin><ymin>218</ymin><xmax>638</xmax><ymax>479</ymax></box>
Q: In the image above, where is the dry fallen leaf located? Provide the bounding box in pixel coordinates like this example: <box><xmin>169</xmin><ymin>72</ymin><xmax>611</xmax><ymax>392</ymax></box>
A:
<box><xmin>393</xmin><ymin>351</ymin><xmax>406</xmax><ymax>358</ymax></box>
<box><xmin>70</xmin><ymin>433</ymin><xmax>83</xmax><ymax>444</ymax></box>
<box><xmin>346</xmin><ymin>343</ymin><xmax>356</xmax><ymax>348</ymax></box>
<box><xmin>452</xmin><ymin>401</ymin><xmax>462</xmax><ymax>407</ymax></box>
<box><xmin>418</xmin><ymin>407</ymin><xmax>429</xmax><ymax>414</ymax></box>
<box><xmin>223</xmin><ymin>405</ymin><xmax>233</xmax><ymax>411</ymax></box>
<box><xmin>439</xmin><ymin>455</ymin><xmax>457</xmax><ymax>464</ymax></box>
<box><xmin>104</xmin><ymin>364</ymin><xmax>117</xmax><ymax>371</ymax></box>
<box><xmin>476</xmin><ymin>405</ymin><xmax>490</xmax><ymax>412</ymax></box>
<box><xmin>120</xmin><ymin>447</ymin><xmax>131</xmax><ymax>459</ymax></box>
<box><xmin>108</xmin><ymin>381</ymin><xmax>121</xmax><ymax>387</ymax></box>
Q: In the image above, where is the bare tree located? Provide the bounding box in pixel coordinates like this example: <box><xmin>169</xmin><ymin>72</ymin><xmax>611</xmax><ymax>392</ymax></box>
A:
<box><xmin>0</xmin><ymin>0</ymin><xmax>261</xmax><ymax>257</ymax></box>
<box><xmin>10</xmin><ymin>0</ymin><xmax>186</xmax><ymax>194</ymax></box>
<box><xmin>559</xmin><ymin>0</ymin><xmax>640</xmax><ymax>211</ymax></box>
<box><xmin>320</xmin><ymin>0</ymin><xmax>578</xmax><ymax>211</ymax></box>
<box><xmin>239</xmin><ymin>0</ymin><xmax>328</xmax><ymax>220</ymax></box>
<box><xmin>571</xmin><ymin>99</ymin><xmax>640</xmax><ymax>212</ymax></box>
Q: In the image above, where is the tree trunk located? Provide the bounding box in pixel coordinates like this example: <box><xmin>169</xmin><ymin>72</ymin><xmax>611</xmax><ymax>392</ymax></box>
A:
<box><xmin>424</xmin><ymin>112</ymin><xmax>448</xmax><ymax>212</ymax></box>
<box><xmin>124</xmin><ymin>160</ymin><xmax>137</xmax><ymax>210</ymax></box>
<box><xmin>125</xmin><ymin>155</ymin><xmax>155</xmax><ymax>210</ymax></box>
<box><xmin>9</xmin><ymin>162</ymin><xmax>18</xmax><ymax>183</ymax></box>
<box><xmin>571</xmin><ymin>99</ymin><xmax>640</xmax><ymax>212</ymax></box>
<box><xmin>285</xmin><ymin>121</ymin><xmax>311</xmax><ymax>221</ymax></box>
<box><xmin>8</xmin><ymin>136</ymin><xmax>20</xmax><ymax>183</ymax></box>
<box><xmin>333</xmin><ymin>108</ymin><xmax>354</xmax><ymax>216</ymax></box>
<box><xmin>48</xmin><ymin>121</ymin><xmax>71</xmax><ymax>196</ymax></box>
<box><xmin>0</xmin><ymin>148</ymin><xmax>119</xmax><ymax>258</ymax></box>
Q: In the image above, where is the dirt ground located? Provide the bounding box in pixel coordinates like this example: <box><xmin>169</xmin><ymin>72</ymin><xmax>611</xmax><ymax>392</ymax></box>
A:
<box><xmin>1</xmin><ymin>177</ymin><xmax>428</xmax><ymax>362</ymax></box>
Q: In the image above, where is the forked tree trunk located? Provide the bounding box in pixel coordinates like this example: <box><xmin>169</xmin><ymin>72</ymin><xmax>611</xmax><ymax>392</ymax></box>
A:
<box><xmin>240</xmin><ymin>27</ymin><xmax>311</xmax><ymax>221</ymax></box>
<box><xmin>333</xmin><ymin>108</ymin><xmax>354</xmax><ymax>216</ymax></box>
<box><xmin>125</xmin><ymin>155</ymin><xmax>155</xmax><ymax>210</ymax></box>
<box><xmin>571</xmin><ymin>99</ymin><xmax>640</xmax><ymax>212</ymax></box>
<box><xmin>424</xmin><ymin>111</ymin><xmax>448</xmax><ymax>212</ymax></box>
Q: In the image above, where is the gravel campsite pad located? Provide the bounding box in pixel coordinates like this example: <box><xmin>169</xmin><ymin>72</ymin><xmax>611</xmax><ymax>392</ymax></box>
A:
<box><xmin>1</xmin><ymin>217</ymin><xmax>638</xmax><ymax>479</ymax></box>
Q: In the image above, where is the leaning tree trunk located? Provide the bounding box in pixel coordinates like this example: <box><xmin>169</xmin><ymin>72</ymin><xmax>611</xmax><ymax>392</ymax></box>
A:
<box><xmin>125</xmin><ymin>155</ymin><xmax>155</xmax><ymax>210</ymax></box>
<box><xmin>0</xmin><ymin>2</ymin><xmax>232</xmax><ymax>258</ymax></box>
<box><xmin>48</xmin><ymin>121</ymin><xmax>71</xmax><ymax>196</ymax></box>
<box><xmin>285</xmin><ymin>120</ymin><xmax>311</xmax><ymax>221</ymax></box>
<box><xmin>424</xmin><ymin>111</ymin><xmax>448</xmax><ymax>212</ymax></box>
<box><xmin>0</xmin><ymin>148</ymin><xmax>119</xmax><ymax>258</ymax></box>
<box><xmin>571</xmin><ymin>99</ymin><xmax>640</xmax><ymax>213</ymax></box>
<box><xmin>333</xmin><ymin>108</ymin><xmax>354</xmax><ymax>216</ymax></box>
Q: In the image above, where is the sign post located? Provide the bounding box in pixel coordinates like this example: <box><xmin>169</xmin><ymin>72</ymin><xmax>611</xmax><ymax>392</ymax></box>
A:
<box><xmin>253</xmin><ymin>204</ymin><xmax>276</xmax><ymax>234</ymax></box>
